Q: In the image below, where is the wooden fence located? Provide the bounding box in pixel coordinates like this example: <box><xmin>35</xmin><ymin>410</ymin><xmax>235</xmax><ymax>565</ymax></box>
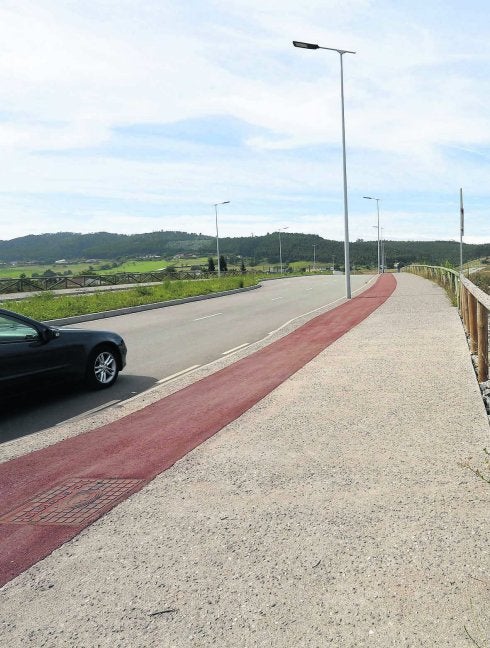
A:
<box><xmin>406</xmin><ymin>265</ymin><xmax>489</xmax><ymax>382</ymax></box>
<box><xmin>0</xmin><ymin>269</ymin><xmax>246</xmax><ymax>295</ymax></box>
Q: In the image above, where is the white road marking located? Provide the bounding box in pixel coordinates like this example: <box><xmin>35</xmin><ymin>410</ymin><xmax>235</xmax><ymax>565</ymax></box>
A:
<box><xmin>305</xmin><ymin>288</ymin><xmax>313</xmax><ymax>291</ymax></box>
<box><xmin>271</xmin><ymin>297</ymin><xmax>283</xmax><ymax>301</ymax></box>
<box><xmin>194</xmin><ymin>312</ymin><xmax>223</xmax><ymax>321</ymax></box>
<box><xmin>56</xmin><ymin>400</ymin><xmax>120</xmax><ymax>425</ymax></box>
<box><xmin>268</xmin><ymin>275</ymin><xmax>377</xmax><ymax>335</ymax></box>
<box><xmin>222</xmin><ymin>343</ymin><xmax>249</xmax><ymax>355</ymax></box>
<box><xmin>157</xmin><ymin>365</ymin><xmax>201</xmax><ymax>383</ymax></box>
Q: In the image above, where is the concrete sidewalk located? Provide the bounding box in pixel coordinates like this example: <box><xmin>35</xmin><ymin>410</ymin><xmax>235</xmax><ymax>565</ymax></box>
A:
<box><xmin>1</xmin><ymin>273</ymin><xmax>489</xmax><ymax>647</ymax></box>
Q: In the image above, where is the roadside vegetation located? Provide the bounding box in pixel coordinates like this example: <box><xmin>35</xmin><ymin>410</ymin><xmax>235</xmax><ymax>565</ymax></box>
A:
<box><xmin>0</xmin><ymin>262</ymin><xmax>100</xmax><ymax>278</ymax></box>
<box><xmin>470</xmin><ymin>268</ymin><xmax>490</xmax><ymax>295</ymax></box>
<box><xmin>1</xmin><ymin>275</ymin><xmax>268</xmax><ymax>321</ymax></box>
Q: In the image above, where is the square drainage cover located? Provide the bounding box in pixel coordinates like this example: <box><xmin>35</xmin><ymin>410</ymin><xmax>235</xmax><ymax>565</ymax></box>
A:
<box><xmin>0</xmin><ymin>478</ymin><xmax>144</xmax><ymax>526</ymax></box>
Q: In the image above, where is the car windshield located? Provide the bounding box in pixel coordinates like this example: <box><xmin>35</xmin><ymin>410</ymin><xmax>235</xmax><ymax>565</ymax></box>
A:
<box><xmin>0</xmin><ymin>314</ymin><xmax>39</xmax><ymax>342</ymax></box>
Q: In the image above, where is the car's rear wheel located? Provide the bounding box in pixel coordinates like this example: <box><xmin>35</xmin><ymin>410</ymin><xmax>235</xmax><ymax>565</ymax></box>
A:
<box><xmin>86</xmin><ymin>346</ymin><xmax>119</xmax><ymax>389</ymax></box>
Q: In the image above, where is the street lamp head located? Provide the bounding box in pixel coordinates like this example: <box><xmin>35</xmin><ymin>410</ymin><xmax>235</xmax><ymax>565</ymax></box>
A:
<box><xmin>363</xmin><ymin>196</ymin><xmax>373</xmax><ymax>200</ymax></box>
<box><xmin>293</xmin><ymin>41</ymin><xmax>319</xmax><ymax>49</ymax></box>
<box><xmin>293</xmin><ymin>41</ymin><xmax>355</xmax><ymax>54</ymax></box>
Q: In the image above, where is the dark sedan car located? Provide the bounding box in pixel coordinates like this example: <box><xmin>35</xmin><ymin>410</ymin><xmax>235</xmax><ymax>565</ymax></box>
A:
<box><xmin>0</xmin><ymin>308</ymin><xmax>127</xmax><ymax>393</ymax></box>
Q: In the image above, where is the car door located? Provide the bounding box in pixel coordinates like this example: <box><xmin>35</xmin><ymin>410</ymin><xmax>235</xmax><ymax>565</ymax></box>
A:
<box><xmin>0</xmin><ymin>313</ymin><xmax>65</xmax><ymax>390</ymax></box>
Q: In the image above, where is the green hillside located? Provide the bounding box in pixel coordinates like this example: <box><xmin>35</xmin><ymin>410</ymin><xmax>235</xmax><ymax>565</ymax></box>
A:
<box><xmin>0</xmin><ymin>230</ymin><xmax>489</xmax><ymax>269</ymax></box>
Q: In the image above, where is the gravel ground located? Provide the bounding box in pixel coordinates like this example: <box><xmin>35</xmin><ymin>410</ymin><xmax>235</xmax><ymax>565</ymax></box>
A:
<box><xmin>1</xmin><ymin>273</ymin><xmax>489</xmax><ymax>647</ymax></box>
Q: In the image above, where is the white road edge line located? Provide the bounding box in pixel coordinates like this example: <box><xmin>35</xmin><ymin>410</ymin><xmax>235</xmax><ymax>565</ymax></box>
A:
<box><xmin>222</xmin><ymin>343</ymin><xmax>249</xmax><ymax>356</ymax></box>
<box><xmin>194</xmin><ymin>313</ymin><xmax>223</xmax><ymax>321</ymax></box>
<box><xmin>157</xmin><ymin>364</ymin><xmax>201</xmax><ymax>383</ymax></box>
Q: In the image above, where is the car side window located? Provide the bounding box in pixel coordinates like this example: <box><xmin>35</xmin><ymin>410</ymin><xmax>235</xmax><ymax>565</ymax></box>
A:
<box><xmin>0</xmin><ymin>314</ymin><xmax>39</xmax><ymax>343</ymax></box>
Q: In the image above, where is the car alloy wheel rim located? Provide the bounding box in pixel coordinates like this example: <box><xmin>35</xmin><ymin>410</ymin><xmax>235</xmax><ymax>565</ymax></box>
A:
<box><xmin>94</xmin><ymin>352</ymin><xmax>116</xmax><ymax>384</ymax></box>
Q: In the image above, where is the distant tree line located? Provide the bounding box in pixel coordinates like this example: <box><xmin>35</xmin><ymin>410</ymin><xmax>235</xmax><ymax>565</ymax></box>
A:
<box><xmin>1</xmin><ymin>230</ymin><xmax>489</xmax><ymax>268</ymax></box>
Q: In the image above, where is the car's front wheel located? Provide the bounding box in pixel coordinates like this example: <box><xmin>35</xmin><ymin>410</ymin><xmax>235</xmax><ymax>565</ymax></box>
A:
<box><xmin>86</xmin><ymin>346</ymin><xmax>119</xmax><ymax>389</ymax></box>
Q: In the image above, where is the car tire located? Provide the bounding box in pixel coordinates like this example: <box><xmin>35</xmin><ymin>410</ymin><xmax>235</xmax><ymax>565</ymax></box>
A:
<box><xmin>85</xmin><ymin>346</ymin><xmax>119</xmax><ymax>389</ymax></box>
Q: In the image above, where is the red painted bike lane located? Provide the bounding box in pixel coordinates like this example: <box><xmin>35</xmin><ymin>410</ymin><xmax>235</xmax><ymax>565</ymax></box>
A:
<box><xmin>0</xmin><ymin>274</ymin><xmax>396</xmax><ymax>586</ymax></box>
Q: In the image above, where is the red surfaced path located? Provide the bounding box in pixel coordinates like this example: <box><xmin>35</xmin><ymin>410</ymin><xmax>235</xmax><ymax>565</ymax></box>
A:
<box><xmin>0</xmin><ymin>274</ymin><xmax>396</xmax><ymax>586</ymax></box>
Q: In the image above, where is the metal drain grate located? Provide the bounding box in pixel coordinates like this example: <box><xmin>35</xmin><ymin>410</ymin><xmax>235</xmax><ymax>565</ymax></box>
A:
<box><xmin>0</xmin><ymin>478</ymin><xmax>144</xmax><ymax>526</ymax></box>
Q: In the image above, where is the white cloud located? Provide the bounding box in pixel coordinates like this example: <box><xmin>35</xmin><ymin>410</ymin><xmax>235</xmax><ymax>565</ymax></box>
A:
<box><xmin>0</xmin><ymin>1</ymin><xmax>489</xmax><ymax>243</ymax></box>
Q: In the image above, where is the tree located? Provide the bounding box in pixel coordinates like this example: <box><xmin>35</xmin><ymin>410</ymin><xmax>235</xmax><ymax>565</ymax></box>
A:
<box><xmin>219</xmin><ymin>255</ymin><xmax>228</xmax><ymax>272</ymax></box>
<box><xmin>207</xmin><ymin>257</ymin><xmax>215</xmax><ymax>272</ymax></box>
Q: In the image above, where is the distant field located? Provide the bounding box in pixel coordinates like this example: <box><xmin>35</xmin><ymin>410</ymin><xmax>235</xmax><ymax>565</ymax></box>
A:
<box><xmin>0</xmin><ymin>262</ymin><xmax>98</xmax><ymax>278</ymax></box>
<box><xmin>0</xmin><ymin>256</ymin><xmax>246</xmax><ymax>278</ymax></box>
<box><xmin>101</xmin><ymin>258</ymin><xmax>211</xmax><ymax>274</ymax></box>
<box><xmin>288</xmin><ymin>260</ymin><xmax>330</xmax><ymax>271</ymax></box>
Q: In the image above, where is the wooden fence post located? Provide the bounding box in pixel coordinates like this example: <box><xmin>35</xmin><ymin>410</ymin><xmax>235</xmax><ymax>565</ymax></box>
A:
<box><xmin>468</xmin><ymin>292</ymin><xmax>478</xmax><ymax>353</ymax></box>
<box><xmin>477</xmin><ymin>302</ymin><xmax>489</xmax><ymax>382</ymax></box>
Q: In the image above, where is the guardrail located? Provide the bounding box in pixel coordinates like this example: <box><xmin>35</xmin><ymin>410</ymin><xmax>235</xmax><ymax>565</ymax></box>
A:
<box><xmin>406</xmin><ymin>265</ymin><xmax>489</xmax><ymax>382</ymax></box>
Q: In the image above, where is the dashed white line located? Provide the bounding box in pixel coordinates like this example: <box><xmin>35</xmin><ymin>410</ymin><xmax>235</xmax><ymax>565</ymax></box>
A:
<box><xmin>222</xmin><ymin>343</ymin><xmax>249</xmax><ymax>356</ymax></box>
<box><xmin>194</xmin><ymin>312</ymin><xmax>223</xmax><ymax>321</ymax></box>
<box><xmin>271</xmin><ymin>297</ymin><xmax>283</xmax><ymax>301</ymax></box>
<box><xmin>157</xmin><ymin>365</ymin><xmax>201</xmax><ymax>383</ymax></box>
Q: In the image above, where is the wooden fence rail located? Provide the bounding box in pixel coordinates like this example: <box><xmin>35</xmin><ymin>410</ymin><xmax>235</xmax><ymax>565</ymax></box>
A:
<box><xmin>406</xmin><ymin>265</ymin><xmax>489</xmax><ymax>382</ymax></box>
<box><xmin>0</xmin><ymin>269</ymin><xmax>247</xmax><ymax>295</ymax></box>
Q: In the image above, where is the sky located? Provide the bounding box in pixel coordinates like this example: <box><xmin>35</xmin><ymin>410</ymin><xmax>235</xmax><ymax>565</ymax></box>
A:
<box><xmin>0</xmin><ymin>0</ymin><xmax>489</xmax><ymax>244</ymax></box>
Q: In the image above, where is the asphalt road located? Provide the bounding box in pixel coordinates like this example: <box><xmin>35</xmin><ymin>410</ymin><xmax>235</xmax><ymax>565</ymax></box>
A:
<box><xmin>1</xmin><ymin>274</ymin><xmax>373</xmax><ymax>440</ymax></box>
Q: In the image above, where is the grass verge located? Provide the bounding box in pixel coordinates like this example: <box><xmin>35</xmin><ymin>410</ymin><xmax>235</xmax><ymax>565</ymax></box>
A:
<box><xmin>0</xmin><ymin>275</ymin><xmax>266</xmax><ymax>321</ymax></box>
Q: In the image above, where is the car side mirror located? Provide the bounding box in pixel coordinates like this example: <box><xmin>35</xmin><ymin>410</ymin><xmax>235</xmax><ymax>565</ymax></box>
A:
<box><xmin>41</xmin><ymin>327</ymin><xmax>60</xmax><ymax>342</ymax></box>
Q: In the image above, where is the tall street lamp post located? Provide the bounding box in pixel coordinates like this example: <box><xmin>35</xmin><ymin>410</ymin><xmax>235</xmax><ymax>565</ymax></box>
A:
<box><xmin>380</xmin><ymin>227</ymin><xmax>385</xmax><ymax>272</ymax></box>
<box><xmin>278</xmin><ymin>227</ymin><xmax>288</xmax><ymax>274</ymax></box>
<box><xmin>313</xmin><ymin>244</ymin><xmax>317</xmax><ymax>271</ymax></box>
<box><xmin>459</xmin><ymin>188</ymin><xmax>464</xmax><ymax>272</ymax></box>
<box><xmin>293</xmin><ymin>40</ymin><xmax>355</xmax><ymax>299</ymax></box>
<box><xmin>364</xmin><ymin>196</ymin><xmax>381</xmax><ymax>273</ymax></box>
<box><xmin>214</xmin><ymin>201</ymin><xmax>230</xmax><ymax>278</ymax></box>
